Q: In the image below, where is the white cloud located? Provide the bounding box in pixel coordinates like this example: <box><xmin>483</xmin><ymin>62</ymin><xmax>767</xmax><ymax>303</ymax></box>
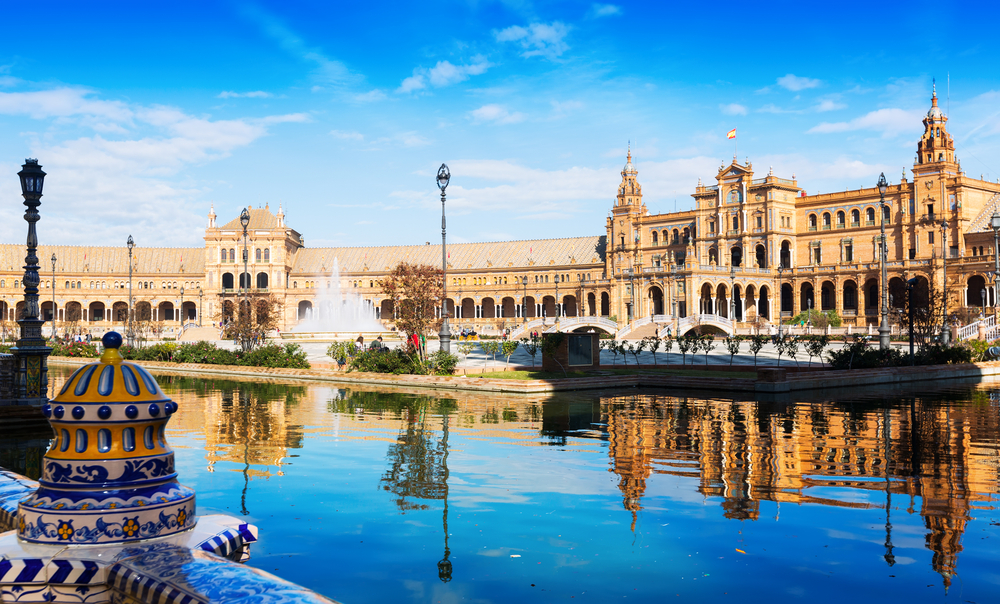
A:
<box><xmin>808</xmin><ymin>107</ymin><xmax>923</xmax><ymax>136</ymax></box>
<box><xmin>0</xmin><ymin>86</ymin><xmax>307</xmax><ymax>247</ymax></box>
<box><xmin>353</xmin><ymin>89</ymin><xmax>387</xmax><ymax>102</ymax></box>
<box><xmin>217</xmin><ymin>91</ymin><xmax>273</xmax><ymax>99</ymax></box>
<box><xmin>551</xmin><ymin>100</ymin><xmax>583</xmax><ymax>114</ymax></box>
<box><xmin>814</xmin><ymin>99</ymin><xmax>846</xmax><ymax>112</ymax></box>
<box><xmin>331</xmin><ymin>130</ymin><xmax>364</xmax><ymax>141</ymax></box>
<box><xmin>720</xmin><ymin>103</ymin><xmax>747</xmax><ymax>116</ymax></box>
<box><xmin>495</xmin><ymin>22</ymin><xmax>570</xmax><ymax>60</ymax></box>
<box><xmin>469</xmin><ymin>104</ymin><xmax>525</xmax><ymax>124</ymax></box>
<box><xmin>396</xmin><ymin>56</ymin><xmax>491</xmax><ymax>94</ymax></box>
<box><xmin>777</xmin><ymin>74</ymin><xmax>822</xmax><ymax>92</ymax></box>
<box><xmin>590</xmin><ymin>3</ymin><xmax>622</xmax><ymax>17</ymax></box>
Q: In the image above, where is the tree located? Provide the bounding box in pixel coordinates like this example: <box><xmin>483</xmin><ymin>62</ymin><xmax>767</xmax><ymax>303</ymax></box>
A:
<box><xmin>677</xmin><ymin>334</ymin><xmax>694</xmax><ymax>366</ymax></box>
<box><xmin>748</xmin><ymin>335</ymin><xmax>767</xmax><ymax>366</ymax></box>
<box><xmin>501</xmin><ymin>340</ymin><xmax>519</xmax><ymax>369</ymax></box>
<box><xmin>662</xmin><ymin>334</ymin><xmax>674</xmax><ymax>364</ymax></box>
<box><xmin>628</xmin><ymin>339</ymin><xmax>646</xmax><ymax>366</ymax></box>
<box><xmin>520</xmin><ymin>337</ymin><xmax>539</xmax><ymax>367</ymax></box>
<box><xmin>481</xmin><ymin>340</ymin><xmax>501</xmax><ymax>368</ymax></box>
<box><xmin>381</xmin><ymin>262</ymin><xmax>442</xmax><ymax>340</ymax></box>
<box><xmin>700</xmin><ymin>335</ymin><xmax>716</xmax><ymax>365</ymax></box>
<box><xmin>785</xmin><ymin>336</ymin><xmax>801</xmax><ymax>367</ymax></box>
<box><xmin>215</xmin><ymin>293</ymin><xmax>283</xmax><ymax>352</ymax></box>
<box><xmin>643</xmin><ymin>335</ymin><xmax>661</xmax><ymax>365</ymax></box>
<box><xmin>724</xmin><ymin>335</ymin><xmax>743</xmax><ymax>365</ymax></box>
<box><xmin>805</xmin><ymin>335</ymin><xmax>830</xmax><ymax>366</ymax></box>
<box><xmin>458</xmin><ymin>342</ymin><xmax>476</xmax><ymax>364</ymax></box>
<box><xmin>601</xmin><ymin>340</ymin><xmax>619</xmax><ymax>366</ymax></box>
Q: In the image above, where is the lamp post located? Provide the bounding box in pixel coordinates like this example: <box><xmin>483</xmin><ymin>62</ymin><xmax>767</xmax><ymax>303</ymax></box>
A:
<box><xmin>554</xmin><ymin>274</ymin><xmax>560</xmax><ymax>326</ymax></box>
<box><xmin>12</xmin><ymin>158</ymin><xmax>51</xmax><ymax>402</ymax></box>
<box><xmin>127</xmin><ymin>235</ymin><xmax>135</xmax><ymax>348</ymax></box>
<box><xmin>179</xmin><ymin>286</ymin><xmax>185</xmax><ymax>328</ymax></box>
<box><xmin>50</xmin><ymin>253</ymin><xmax>56</xmax><ymax>339</ymax></box>
<box><xmin>522</xmin><ymin>276</ymin><xmax>528</xmax><ymax>325</ymax></box>
<box><xmin>990</xmin><ymin>210</ymin><xmax>1000</xmax><ymax>317</ymax></box>
<box><xmin>941</xmin><ymin>220</ymin><xmax>950</xmax><ymax>345</ymax></box>
<box><xmin>729</xmin><ymin>264</ymin><xmax>736</xmax><ymax>324</ymax></box>
<box><xmin>776</xmin><ymin>264</ymin><xmax>785</xmax><ymax>339</ymax></box>
<box><xmin>198</xmin><ymin>286</ymin><xmax>203</xmax><ymax>327</ymax></box>
<box><xmin>437</xmin><ymin>164</ymin><xmax>452</xmax><ymax>354</ymax></box>
<box><xmin>982</xmin><ymin>288</ymin><xmax>988</xmax><ymax>317</ymax></box>
<box><xmin>876</xmin><ymin>172</ymin><xmax>891</xmax><ymax>350</ymax></box>
<box><xmin>240</xmin><ymin>208</ymin><xmax>250</xmax><ymax>351</ymax></box>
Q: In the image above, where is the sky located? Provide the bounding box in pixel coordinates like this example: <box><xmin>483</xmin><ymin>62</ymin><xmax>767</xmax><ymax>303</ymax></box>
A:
<box><xmin>1</xmin><ymin>0</ymin><xmax>999</xmax><ymax>250</ymax></box>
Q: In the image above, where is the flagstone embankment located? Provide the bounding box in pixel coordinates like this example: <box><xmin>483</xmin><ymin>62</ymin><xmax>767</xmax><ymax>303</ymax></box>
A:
<box><xmin>46</xmin><ymin>357</ymin><xmax>1000</xmax><ymax>395</ymax></box>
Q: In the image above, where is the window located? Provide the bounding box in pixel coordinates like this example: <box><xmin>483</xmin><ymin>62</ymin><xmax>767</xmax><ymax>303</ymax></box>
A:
<box><xmin>927</xmin><ymin>204</ymin><xmax>934</xmax><ymax>219</ymax></box>
<box><xmin>883</xmin><ymin>205</ymin><xmax>891</xmax><ymax>224</ymax></box>
<box><xmin>851</xmin><ymin>209</ymin><xmax>860</xmax><ymax>226</ymax></box>
<box><xmin>732</xmin><ymin>216</ymin><xmax>739</xmax><ymax>231</ymax></box>
<box><xmin>756</xmin><ymin>215</ymin><xmax>763</xmax><ymax>229</ymax></box>
<box><xmin>866</xmin><ymin>207</ymin><xmax>875</xmax><ymax>225</ymax></box>
<box><xmin>709</xmin><ymin>221</ymin><xmax>716</xmax><ymax>234</ymax></box>
<box><xmin>836</xmin><ymin>211</ymin><xmax>845</xmax><ymax>227</ymax></box>
<box><xmin>809</xmin><ymin>214</ymin><xmax>817</xmax><ymax>230</ymax></box>
<box><xmin>909</xmin><ymin>248</ymin><xmax>916</xmax><ymax>259</ymax></box>
<box><xmin>813</xmin><ymin>247</ymin><xmax>822</xmax><ymax>265</ymax></box>
<box><xmin>652</xmin><ymin>231</ymin><xmax>658</xmax><ymax>244</ymax></box>
<box><xmin>221</xmin><ymin>249</ymin><xmax>227</xmax><ymax>262</ymax></box>
<box><xmin>229</xmin><ymin>248</ymin><xmax>235</xmax><ymax>260</ymax></box>
<box><xmin>928</xmin><ymin>232</ymin><xmax>934</xmax><ymax>245</ymax></box>
<box><xmin>264</xmin><ymin>249</ymin><xmax>270</xmax><ymax>262</ymax></box>
<box><xmin>822</xmin><ymin>213</ymin><xmax>831</xmax><ymax>230</ymax></box>
<box><xmin>255</xmin><ymin>249</ymin><xmax>261</xmax><ymax>262</ymax></box>
<box><xmin>844</xmin><ymin>243</ymin><xmax>853</xmax><ymax>263</ymax></box>
<box><xmin>909</xmin><ymin>198</ymin><xmax>915</xmax><ymax>216</ymax></box>
<box><xmin>950</xmin><ymin>194</ymin><xmax>957</xmax><ymax>211</ymax></box>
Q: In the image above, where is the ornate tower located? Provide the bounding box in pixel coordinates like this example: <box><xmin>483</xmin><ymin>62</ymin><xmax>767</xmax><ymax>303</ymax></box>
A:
<box><xmin>606</xmin><ymin>146</ymin><xmax>648</xmax><ymax>323</ymax></box>
<box><xmin>915</xmin><ymin>84</ymin><xmax>957</xmax><ymax>168</ymax></box>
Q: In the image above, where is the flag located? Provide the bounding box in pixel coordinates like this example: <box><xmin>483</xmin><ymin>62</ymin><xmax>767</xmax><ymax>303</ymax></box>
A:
<box><xmin>727</xmin><ymin>128</ymin><xmax>737</xmax><ymax>140</ymax></box>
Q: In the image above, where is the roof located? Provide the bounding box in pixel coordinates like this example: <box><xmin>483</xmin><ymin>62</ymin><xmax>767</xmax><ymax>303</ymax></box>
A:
<box><xmin>0</xmin><ymin>245</ymin><xmax>204</xmax><ymax>276</ymax></box>
<box><xmin>219</xmin><ymin>206</ymin><xmax>280</xmax><ymax>230</ymax></box>
<box><xmin>290</xmin><ymin>236</ymin><xmax>607</xmax><ymax>274</ymax></box>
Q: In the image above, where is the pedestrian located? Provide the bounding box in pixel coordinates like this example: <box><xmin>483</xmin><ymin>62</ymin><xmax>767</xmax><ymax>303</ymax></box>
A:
<box><xmin>356</xmin><ymin>334</ymin><xmax>364</xmax><ymax>348</ymax></box>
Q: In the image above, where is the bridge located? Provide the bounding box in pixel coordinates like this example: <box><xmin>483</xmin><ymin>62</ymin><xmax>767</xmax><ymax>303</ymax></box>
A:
<box><xmin>508</xmin><ymin>316</ymin><xmax>619</xmax><ymax>339</ymax></box>
<box><xmin>675</xmin><ymin>313</ymin><xmax>734</xmax><ymax>336</ymax></box>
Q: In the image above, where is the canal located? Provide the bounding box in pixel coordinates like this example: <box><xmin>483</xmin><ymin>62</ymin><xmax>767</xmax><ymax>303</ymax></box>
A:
<box><xmin>3</xmin><ymin>365</ymin><xmax>998</xmax><ymax>603</ymax></box>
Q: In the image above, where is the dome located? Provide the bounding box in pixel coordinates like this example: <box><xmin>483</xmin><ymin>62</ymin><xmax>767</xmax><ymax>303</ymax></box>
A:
<box><xmin>18</xmin><ymin>331</ymin><xmax>195</xmax><ymax>544</ymax></box>
<box><xmin>927</xmin><ymin>105</ymin><xmax>943</xmax><ymax>119</ymax></box>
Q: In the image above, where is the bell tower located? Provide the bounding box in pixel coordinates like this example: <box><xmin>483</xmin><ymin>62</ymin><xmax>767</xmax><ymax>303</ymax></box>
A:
<box><xmin>914</xmin><ymin>83</ymin><xmax>957</xmax><ymax>168</ymax></box>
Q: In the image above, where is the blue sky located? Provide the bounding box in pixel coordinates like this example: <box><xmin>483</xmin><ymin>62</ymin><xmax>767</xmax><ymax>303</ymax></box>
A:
<box><xmin>1</xmin><ymin>0</ymin><xmax>998</xmax><ymax>249</ymax></box>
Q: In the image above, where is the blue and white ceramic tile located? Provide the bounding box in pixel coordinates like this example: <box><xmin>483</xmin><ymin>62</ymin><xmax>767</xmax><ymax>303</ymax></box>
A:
<box><xmin>49</xmin><ymin>583</ymin><xmax>111</xmax><ymax>604</ymax></box>
<box><xmin>0</xmin><ymin>583</ymin><xmax>53</xmax><ymax>603</ymax></box>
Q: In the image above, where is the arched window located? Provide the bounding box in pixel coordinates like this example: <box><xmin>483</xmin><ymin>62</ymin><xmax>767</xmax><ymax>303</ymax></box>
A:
<box><xmin>866</xmin><ymin>207</ymin><xmax>875</xmax><ymax>224</ymax></box>
<box><xmin>229</xmin><ymin>248</ymin><xmax>235</xmax><ymax>261</ymax></box>
<box><xmin>822</xmin><ymin>212</ymin><xmax>831</xmax><ymax>228</ymax></box>
<box><xmin>221</xmin><ymin>249</ymin><xmax>227</xmax><ymax>262</ymax></box>
<box><xmin>263</xmin><ymin>249</ymin><xmax>270</xmax><ymax>262</ymax></box>
<box><xmin>851</xmin><ymin>209</ymin><xmax>860</xmax><ymax>225</ymax></box>
<box><xmin>809</xmin><ymin>214</ymin><xmax>818</xmax><ymax>230</ymax></box>
<box><xmin>883</xmin><ymin>205</ymin><xmax>891</xmax><ymax>223</ymax></box>
<box><xmin>836</xmin><ymin>211</ymin><xmax>845</xmax><ymax>227</ymax></box>
<box><xmin>732</xmin><ymin>215</ymin><xmax>739</xmax><ymax>230</ymax></box>
<box><xmin>293</xmin><ymin>281</ymin><xmax>297</xmax><ymax>288</ymax></box>
<box><xmin>672</xmin><ymin>229</ymin><xmax>679</xmax><ymax>244</ymax></box>
<box><xmin>255</xmin><ymin>248</ymin><xmax>261</xmax><ymax>262</ymax></box>
<box><xmin>652</xmin><ymin>231</ymin><xmax>658</xmax><ymax>244</ymax></box>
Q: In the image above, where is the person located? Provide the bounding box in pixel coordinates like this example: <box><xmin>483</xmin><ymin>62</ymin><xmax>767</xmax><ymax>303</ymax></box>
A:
<box><xmin>356</xmin><ymin>334</ymin><xmax>364</xmax><ymax>348</ymax></box>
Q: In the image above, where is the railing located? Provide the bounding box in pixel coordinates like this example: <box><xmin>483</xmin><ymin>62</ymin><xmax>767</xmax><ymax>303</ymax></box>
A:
<box><xmin>616</xmin><ymin>316</ymin><xmax>651</xmax><ymax>339</ymax></box>
<box><xmin>652</xmin><ymin>314</ymin><xmax>671</xmax><ymax>323</ymax></box>
<box><xmin>957</xmin><ymin>322</ymin><xmax>978</xmax><ymax>341</ymax></box>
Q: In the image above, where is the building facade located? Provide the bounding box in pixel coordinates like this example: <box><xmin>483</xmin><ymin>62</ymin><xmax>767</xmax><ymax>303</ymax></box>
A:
<box><xmin>1</xmin><ymin>88</ymin><xmax>998</xmax><ymax>337</ymax></box>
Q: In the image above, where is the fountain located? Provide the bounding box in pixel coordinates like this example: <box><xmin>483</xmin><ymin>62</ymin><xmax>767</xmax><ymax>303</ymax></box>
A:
<box><xmin>281</xmin><ymin>259</ymin><xmax>398</xmax><ymax>344</ymax></box>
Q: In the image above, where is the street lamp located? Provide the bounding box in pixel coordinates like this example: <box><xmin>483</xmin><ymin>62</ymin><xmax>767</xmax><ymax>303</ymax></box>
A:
<box><xmin>179</xmin><ymin>286</ymin><xmax>185</xmax><ymax>328</ymax></box>
<box><xmin>240</xmin><ymin>208</ymin><xmax>250</xmax><ymax>350</ymax></box>
<box><xmin>437</xmin><ymin>164</ymin><xmax>452</xmax><ymax>354</ymax></box>
<box><xmin>990</xmin><ymin>210</ymin><xmax>1000</xmax><ymax>316</ymax></box>
<box><xmin>50</xmin><ymin>253</ymin><xmax>56</xmax><ymax>339</ymax></box>
<box><xmin>198</xmin><ymin>286</ymin><xmax>203</xmax><ymax>327</ymax></box>
<box><xmin>127</xmin><ymin>235</ymin><xmax>135</xmax><ymax>347</ymax></box>
<box><xmin>941</xmin><ymin>220</ymin><xmax>950</xmax><ymax>345</ymax></box>
<box><xmin>729</xmin><ymin>264</ymin><xmax>736</xmax><ymax>323</ymax></box>
<box><xmin>13</xmin><ymin>158</ymin><xmax>52</xmax><ymax>402</ymax></box>
<box><xmin>776</xmin><ymin>264</ymin><xmax>785</xmax><ymax>339</ymax></box>
<box><xmin>522</xmin><ymin>276</ymin><xmax>528</xmax><ymax>325</ymax></box>
<box><xmin>876</xmin><ymin>172</ymin><xmax>891</xmax><ymax>350</ymax></box>
<box><xmin>554</xmin><ymin>274</ymin><xmax>560</xmax><ymax>326</ymax></box>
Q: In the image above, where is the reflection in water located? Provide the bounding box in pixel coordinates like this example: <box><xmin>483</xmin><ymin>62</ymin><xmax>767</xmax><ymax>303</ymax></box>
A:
<box><xmin>332</xmin><ymin>392</ymin><xmax>457</xmax><ymax>582</ymax></box>
<box><xmin>593</xmin><ymin>391</ymin><xmax>999</xmax><ymax>589</ymax></box>
<box><xmin>15</xmin><ymin>367</ymin><xmax>1000</xmax><ymax>600</ymax></box>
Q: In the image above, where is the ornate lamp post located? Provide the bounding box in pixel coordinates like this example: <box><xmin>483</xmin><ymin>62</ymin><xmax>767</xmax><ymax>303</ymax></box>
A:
<box><xmin>50</xmin><ymin>253</ymin><xmax>56</xmax><ymax>339</ymax></box>
<box><xmin>437</xmin><ymin>164</ymin><xmax>451</xmax><ymax>354</ymax></box>
<box><xmin>776</xmin><ymin>264</ymin><xmax>785</xmax><ymax>339</ymax></box>
<box><xmin>876</xmin><ymin>173</ymin><xmax>891</xmax><ymax>350</ymax></box>
<box><xmin>522</xmin><ymin>276</ymin><xmax>528</xmax><ymax>325</ymax></box>
<box><xmin>126</xmin><ymin>235</ymin><xmax>135</xmax><ymax>347</ymax></box>
<box><xmin>990</xmin><ymin>211</ymin><xmax>1000</xmax><ymax>317</ymax></box>
<box><xmin>729</xmin><ymin>264</ymin><xmax>736</xmax><ymax>323</ymax></box>
<box><xmin>554</xmin><ymin>274</ymin><xmax>560</xmax><ymax>326</ymax></box>
<box><xmin>198</xmin><ymin>286</ymin><xmax>203</xmax><ymax>327</ymax></box>
<box><xmin>240</xmin><ymin>208</ymin><xmax>250</xmax><ymax>350</ymax></box>
<box><xmin>941</xmin><ymin>220</ymin><xmax>949</xmax><ymax>345</ymax></box>
<box><xmin>179</xmin><ymin>286</ymin><xmax>185</xmax><ymax>327</ymax></box>
<box><xmin>12</xmin><ymin>158</ymin><xmax>52</xmax><ymax>402</ymax></box>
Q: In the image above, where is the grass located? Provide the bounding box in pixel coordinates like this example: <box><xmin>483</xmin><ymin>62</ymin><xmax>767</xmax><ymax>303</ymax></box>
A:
<box><xmin>474</xmin><ymin>368</ymin><xmax>757</xmax><ymax>380</ymax></box>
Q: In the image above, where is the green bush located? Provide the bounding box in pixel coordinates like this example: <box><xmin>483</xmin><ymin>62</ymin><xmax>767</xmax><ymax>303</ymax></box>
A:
<box><xmin>118</xmin><ymin>341</ymin><xmax>307</xmax><ymax>369</ymax></box>
<box><xmin>348</xmin><ymin>348</ymin><xmax>423</xmax><ymax>374</ymax></box>
<box><xmin>827</xmin><ymin>336</ymin><xmax>972</xmax><ymax>370</ymax></box>
<box><xmin>49</xmin><ymin>341</ymin><xmax>100</xmax><ymax>358</ymax></box>
<box><xmin>427</xmin><ymin>350</ymin><xmax>459</xmax><ymax>375</ymax></box>
<box><xmin>238</xmin><ymin>343</ymin><xmax>310</xmax><ymax>369</ymax></box>
<box><xmin>785</xmin><ymin>309</ymin><xmax>842</xmax><ymax>328</ymax></box>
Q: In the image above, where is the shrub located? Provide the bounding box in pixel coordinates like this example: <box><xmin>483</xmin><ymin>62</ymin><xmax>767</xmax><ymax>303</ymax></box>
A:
<box><xmin>49</xmin><ymin>341</ymin><xmax>100</xmax><ymax>358</ymax></box>
<box><xmin>349</xmin><ymin>348</ymin><xmax>423</xmax><ymax>374</ymax></box>
<box><xmin>427</xmin><ymin>350</ymin><xmax>459</xmax><ymax>375</ymax></box>
<box><xmin>238</xmin><ymin>343</ymin><xmax>310</xmax><ymax>369</ymax></box>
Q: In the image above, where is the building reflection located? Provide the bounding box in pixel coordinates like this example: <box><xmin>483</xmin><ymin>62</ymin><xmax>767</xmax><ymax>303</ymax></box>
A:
<box><xmin>595</xmin><ymin>390</ymin><xmax>999</xmax><ymax>589</ymax></box>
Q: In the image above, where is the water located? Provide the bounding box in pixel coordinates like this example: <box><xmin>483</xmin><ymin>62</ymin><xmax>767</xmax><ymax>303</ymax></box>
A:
<box><xmin>11</xmin><ymin>367</ymin><xmax>1000</xmax><ymax>603</ymax></box>
<box><xmin>292</xmin><ymin>258</ymin><xmax>384</xmax><ymax>332</ymax></box>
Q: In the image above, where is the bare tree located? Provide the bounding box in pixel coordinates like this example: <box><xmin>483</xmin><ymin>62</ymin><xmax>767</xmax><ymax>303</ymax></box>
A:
<box><xmin>214</xmin><ymin>293</ymin><xmax>283</xmax><ymax>352</ymax></box>
<box><xmin>381</xmin><ymin>262</ymin><xmax>443</xmax><ymax>339</ymax></box>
